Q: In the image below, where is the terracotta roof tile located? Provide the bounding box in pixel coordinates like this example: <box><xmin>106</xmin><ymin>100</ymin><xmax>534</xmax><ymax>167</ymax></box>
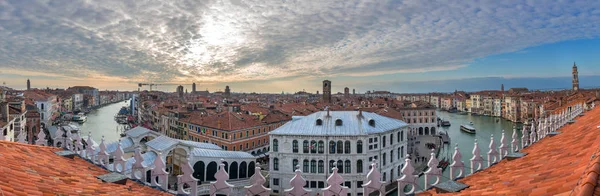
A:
<box><xmin>422</xmin><ymin>107</ymin><xmax>600</xmax><ymax>196</ymax></box>
<box><xmin>0</xmin><ymin>141</ymin><xmax>170</xmax><ymax>196</ymax></box>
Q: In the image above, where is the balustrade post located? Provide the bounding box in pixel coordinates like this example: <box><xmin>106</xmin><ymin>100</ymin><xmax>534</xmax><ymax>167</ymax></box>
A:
<box><xmin>245</xmin><ymin>166</ymin><xmax>270</xmax><ymax>196</ymax></box>
<box><xmin>97</xmin><ymin>136</ymin><xmax>109</xmax><ymax>167</ymax></box>
<box><xmin>285</xmin><ymin>165</ymin><xmax>311</xmax><ymax>196</ymax></box>
<box><xmin>398</xmin><ymin>155</ymin><xmax>418</xmax><ymax>196</ymax></box>
<box><xmin>424</xmin><ymin>149</ymin><xmax>441</xmax><ymax>190</ymax></box>
<box><xmin>449</xmin><ymin>144</ymin><xmax>464</xmax><ymax>180</ymax></box>
<box><xmin>323</xmin><ymin>167</ymin><xmax>348</xmax><ymax>196</ymax></box>
<box><xmin>487</xmin><ymin>135</ymin><xmax>499</xmax><ymax>167</ymax></box>
<box><xmin>210</xmin><ymin>159</ymin><xmax>233</xmax><ymax>196</ymax></box>
<box><xmin>470</xmin><ymin>139</ymin><xmax>483</xmax><ymax>174</ymax></box>
<box><xmin>177</xmin><ymin>156</ymin><xmax>198</xmax><ymax>196</ymax></box>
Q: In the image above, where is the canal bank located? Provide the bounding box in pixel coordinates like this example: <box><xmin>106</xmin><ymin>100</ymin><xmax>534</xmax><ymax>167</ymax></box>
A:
<box><xmin>79</xmin><ymin>99</ymin><xmax>131</xmax><ymax>142</ymax></box>
<box><xmin>390</xmin><ymin>110</ymin><xmax>524</xmax><ymax>195</ymax></box>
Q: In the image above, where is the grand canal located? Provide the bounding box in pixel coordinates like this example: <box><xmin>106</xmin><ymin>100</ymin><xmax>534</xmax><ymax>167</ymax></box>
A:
<box><xmin>390</xmin><ymin>111</ymin><xmax>524</xmax><ymax>195</ymax></box>
<box><xmin>79</xmin><ymin>99</ymin><xmax>130</xmax><ymax>142</ymax></box>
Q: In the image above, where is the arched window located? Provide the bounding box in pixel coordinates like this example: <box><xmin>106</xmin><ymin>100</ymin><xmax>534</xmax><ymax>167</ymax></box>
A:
<box><xmin>383</xmin><ymin>172</ymin><xmax>387</xmax><ymax>182</ymax></box>
<box><xmin>383</xmin><ymin>136</ymin><xmax>386</xmax><ymax>148</ymax></box>
<box><xmin>401</xmin><ymin>146</ymin><xmax>404</xmax><ymax>159</ymax></box>
<box><xmin>400</xmin><ymin>131</ymin><xmax>404</xmax><ymax>141</ymax></box>
<box><xmin>383</xmin><ymin>153</ymin><xmax>387</xmax><ymax>166</ymax></box>
<box><xmin>318</xmin><ymin>141</ymin><xmax>324</xmax><ymax>154</ymax></box>
<box><xmin>273</xmin><ymin>139</ymin><xmax>278</xmax><ymax>152</ymax></box>
<box><xmin>292</xmin><ymin>140</ymin><xmax>298</xmax><ymax>153</ymax></box>
<box><xmin>390</xmin><ymin>133</ymin><xmax>393</xmax><ymax>145</ymax></box>
<box><xmin>357</xmin><ymin>140</ymin><xmax>363</xmax><ymax>154</ymax></box>
<box><xmin>292</xmin><ymin>159</ymin><xmax>298</xmax><ymax>171</ymax></box>
<box><xmin>193</xmin><ymin>161</ymin><xmax>206</xmax><ymax>181</ymax></box>
<box><xmin>303</xmin><ymin>160</ymin><xmax>309</xmax><ymax>172</ymax></box>
<box><xmin>311</xmin><ymin>140</ymin><xmax>317</xmax><ymax>153</ymax></box>
<box><xmin>357</xmin><ymin>160</ymin><xmax>363</xmax><ymax>173</ymax></box>
<box><xmin>316</xmin><ymin>119</ymin><xmax>323</xmax><ymax>125</ymax></box>
<box><xmin>337</xmin><ymin>160</ymin><xmax>344</xmax><ymax>173</ymax></box>
<box><xmin>344</xmin><ymin>141</ymin><xmax>351</xmax><ymax>154</ymax></box>
<box><xmin>311</xmin><ymin>160</ymin><xmax>317</xmax><ymax>173</ymax></box>
<box><xmin>329</xmin><ymin>160</ymin><xmax>335</xmax><ymax>172</ymax></box>
<box><xmin>344</xmin><ymin>160</ymin><xmax>351</xmax><ymax>174</ymax></box>
<box><xmin>273</xmin><ymin>158</ymin><xmax>279</xmax><ymax>171</ymax></box>
<box><xmin>335</xmin><ymin>119</ymin><xmax>343</xmax><ymax>126</ymax></box>
<box><xmin>425</xmin><ymin>127</ymin><xmax>430</xmax><ymax>135</ymax></box>
<box><xmin>230</xmin><ymin>162</ymin><xmax>238</xmax><ymax>180</ymax></box>
<box><xmin>368</xmin><ymin>119</ymin><xmax>375</xmax><ymax>126</ymax></box>
<box><xmin>390</xmin><ymin>150</ymin><xmax>394</xmax><ymax>163</ymax></box>
<box><xmin>329</xmin><ymin>141</ymin><xmax>335</xmax><ymax>153</ymax></box>
<box><xmin>397</xmin><ymin>147</ymin><xmax>401</xmax><ymax>160</ymax></box>
<box><xmin>303</xmin><ymin>140</ymin><xmax>309</xmax><ymax>153</ymax></box>
<box><xmin>318</xmin><ymin>160</ymin><xmax>324</xmax><ymax>173</ymax></box>
<box><xmin>431</xmin><ymin>127</ymin><xmax>436</xmax><ymax>135</ymax></box>
<box><xmin>337</xmin><ymin>141</ymin><xmax>343</xmax><ymax>153</ymax></box>
<box><xmin>419</xmin><ymin>127</ymin><xmax>423</xmax><ymax>135</ymax></box>
<box><xmin>206</xmin><ymin>161</ymin><xmax>218</xmax><ymax>181</ymax></box>
<box><xmin>398</xmin><ymin>165</ymin><xmax>402</xmax><ymax>176</ymax></box>
<box><xmin>248</xmin><ymin>162</ymin><xmax>255</xmax><ymax>177</ymax></box>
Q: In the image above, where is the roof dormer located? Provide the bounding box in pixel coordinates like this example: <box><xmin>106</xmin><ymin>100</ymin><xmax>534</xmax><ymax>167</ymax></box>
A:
<box><xmin>316</xmin><ymin>118</ymin><xmax>323</xmax><ymax>126</ymax></box>
<box><xmin>368</xmin><ymin>119</ymin><xmax>375</xmax><ymax>127</ymax></box>
<box><xmin>335</xmin><ymin>119</ymin><xmax>343</xmax><ymax>126</ymax></box>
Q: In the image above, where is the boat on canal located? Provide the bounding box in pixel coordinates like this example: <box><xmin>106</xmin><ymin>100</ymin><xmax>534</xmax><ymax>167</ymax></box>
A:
<box><xmin>72</xmin><ymin>112</ymin><xmax>87</xmax><ymax>123</ymax></box>
<box><xmin>460</xmin><ymin>124</ymin><xmax>476</xmax><ymax>134</ymax></box>
<box><xmin>441</xmin><ymin>120</ymin><xmax>451</xmax><ymax>127</ymax></box>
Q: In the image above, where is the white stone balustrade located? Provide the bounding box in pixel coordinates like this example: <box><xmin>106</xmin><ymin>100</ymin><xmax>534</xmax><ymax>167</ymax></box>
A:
<box><xmin>450</xmin><ymin>144</ymin><xmax>464</xmax><ymax>180</ymax></box>
<box><xmin>529</xmin><ymin>126</ymin><xmax>536</xmax><ymax>144</ymax></box>
<box><xmin>470</xmin><ymin>139</ymin><xmax>483</xmax><ymax>174</ymax></box>
<box><xmin>424</xmin><ymin>149</ymin><xmax>442</xmax><ymax>190</ymax></box>
<box><xmin>53</xmin><ymin>128</ymin><xmax>64</xmax><ymax>148</ymax></box>
<box><xmin>131</xmin><ymin>148</ymin><xmax>146</xmax><ymax>181</ymax></box>
<box><xmin>499</xmin><ymin>130</ymin><xmax>509</xmax><ymax>158</ymax></box>
<box><xmin>177</xmin><ymin>156</ymin><xmax>198</xmax><ymax>196</ymax></box>
<box><xmin>17</xmin><ymin>131</ymin><xmax>27</xmax><ymax>144</ymax></box>
<box><xmin>322</xmin><ymin>167</ymin><xmax>348</xmax><ymax>196</ymax></box>
<box><xmin>151</xmin><ymin>152</ymin><xmax>169</xmax><ymax>189</ymax></box>
<box><xmin>97</xmin><ymin>136</ymin><xmax>109</xmax><ymax>166</ymax></box>
<box><xmin>519</xmin><ymin>128</ymin><xmax>526</xmax><ymax>150</ymax></box>
<box><xmin>85</xmin><ymin>133</ymin><xmax>96</xmax><ymax>161</ymax></box>
<box><xmin>210</xmin><ymin>159</ymin><xmax>233</xmax><ymax>196</ymax></box>
<box><xmin>364</xmin><ymin>160</ymin><xmax>385</xmax><ymax>196</ymax></box>
<box><xmin>244</xmin><ymin>166</ymin><xmax>270</xmax><ymax>196</ymax></box>
<box><xmin>487</xmin><ymin>135</ymin><xmax>499</xmax><ymax>167</ymax></box>
<box><xmin>285</xmin><ymin>166</ymin><xmax>311</xmax><ymax>196</ymax></box>
<box><xmin>74</xmin><ymin>134</ymin><xmax>83</xmax><ymax>154</ymax></box>
<box><xmin>112</xmin><ymin>140</ymin><xmax>126</xmax><ymax>173</ymax></box>
<box><xmin>35</xmin><ymin>129</ymin><xmax>47</xmax><ymax>146</ymax></box>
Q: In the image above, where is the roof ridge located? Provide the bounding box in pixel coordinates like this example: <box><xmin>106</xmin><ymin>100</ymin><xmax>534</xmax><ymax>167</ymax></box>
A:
<box><xmin>571</xmin><ymin>139</ymin><xmax>600</xmax><ymax>195</ymax></box>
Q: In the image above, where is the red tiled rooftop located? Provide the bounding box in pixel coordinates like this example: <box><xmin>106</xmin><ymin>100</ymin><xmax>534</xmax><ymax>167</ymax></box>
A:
<box><xmin>0</xmin><ymin>141</ymin><xmax>170</xmax><ymax>196</ymax></box>
<box><xmin>421</xmin><ymin>107</ymin><xmax>600</xmax><ymax>196</ymax></box>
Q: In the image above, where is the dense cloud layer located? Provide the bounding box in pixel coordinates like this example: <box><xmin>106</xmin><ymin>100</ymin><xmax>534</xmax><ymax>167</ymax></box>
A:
<box><xmin>1</xmin><ymin>0</ymin><xmax>599</xmax><ymax>83</ymax></box>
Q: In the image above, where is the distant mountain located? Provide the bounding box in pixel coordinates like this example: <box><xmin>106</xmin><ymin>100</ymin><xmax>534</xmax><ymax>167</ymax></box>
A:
<box><xmin>387</xmin><ymin>75</ymin><xmax>600</xmax><ymax>93</ymax></box>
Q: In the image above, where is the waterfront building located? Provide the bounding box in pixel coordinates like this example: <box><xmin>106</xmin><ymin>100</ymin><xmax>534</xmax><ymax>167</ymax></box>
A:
<box><xmin>269</xmin><ymin>110</ymin><xmax>409</xmax><ymax>195</ymax></box>
<box><xmin>365</xmin><ymin>91</ymin><xmax>394</xmax><ymax>98</ymax></box>
<box><xmin>429</xmin><ymin>95</ymin><xmax>440</xmax><ymax>108</ymax></box>
<box><xmin>504</xmin><ymin>95</ymin><xmax>521</xmax><ymax>122</ymax></box>
<box><xmin>470</xmin><ymin>94</ymin><xmax>482</xmax><ymax>114</ymax></box>
<box><xmin>67</xmin><ymin>86</ymin><xmax>99</xmax><ymax>106</ymax></box>
<box><xmin>465</xmin><ymin>98</ymin><xmax>472</xmax><ymax>113</ymax></box>
<box><xmin>493</xmin><ymin>98</ymin><xmax>503</xmax><ymax>117</ymax></box>
<box><xmin>23</xmin><ymin>90</ymin><xmax>59</xmax><ymax>127</ymax></box>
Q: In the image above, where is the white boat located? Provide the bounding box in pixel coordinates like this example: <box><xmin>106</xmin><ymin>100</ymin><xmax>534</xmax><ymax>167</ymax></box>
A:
<box><xmin>460</xmin><ymin>124</ymin><xmax>476</xmax><ymax>134</ymax></box>
<box><xmin>72</xmin><ymin>112</ymin><xmax>87</xmax><ymax>123</ymax></box>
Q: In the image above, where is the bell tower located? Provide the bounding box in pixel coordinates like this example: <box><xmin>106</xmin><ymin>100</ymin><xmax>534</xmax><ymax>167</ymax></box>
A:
<box><xmin>322</xmin><ymin>80</ymin><xmax>331</xmax><ymax>104</ymax></box>
<box><xmin>573</xmin><ymin>62</ymin><xmax>579</xmax><ymax>91</ymax></box>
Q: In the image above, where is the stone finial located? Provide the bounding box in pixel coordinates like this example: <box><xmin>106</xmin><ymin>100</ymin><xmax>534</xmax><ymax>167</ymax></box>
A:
<box><xmin>177</xmin><ymin>156</ymin><xmax>198</xmax><ymax>196</ymax></box>
<box><xmin>97</xmin><ymin>136</ymin><xmax>109</xmax><ymax>166</ymax></box>
<box><xmin>499</xmin><ymin>130</ymin><xmax>508</xmax><ymax>158</ymax></box>
<box><xmin>245</xmin><ymin>166</ymin><xmax>270</xmax><ymax>196</ymax></box>
<box><xmin>520</xmin><ymin>127</ymin><xmax>527</xmax><ymax>150</ymax></box>
<box><xmin>487</xmin><ymin>134</ymin><xmax>499</xmax><ymax>167</ymax></box>
<box><xmin>35</xmin><ymin>129</ymin><xmax>47</xmax><ymax>146</ymax></box>
<box><xmin>131</xmin><ymin>147</ymin><xmax>146</xmax><ymax>180</ymax></box>
<box><xmin>285</xmin><ymin>165</ymin><xmax>311</xmax><ymax>196</ymax></box>
<box><xmin>112</xmin><ymin>140</ymin><xmax>126</xmax><ymax>173</ymax></box>
<box><xmin>210</xmin><ymin>159</ymin><xmax>233</xmax><ymax>196</ymax></box>
<box><xmin>450</xmin><ymin>144</ymin><xmax>464</xmax><ymax>180</ymax></box>
<box><xmin>323</xmin><ymin>167</ymin><xmax>348</xmax><ymax>196</ymax></box>
<box><xmin>85</xmin><ymin>133</ymin><xmax>96</xmax><ymax>161</ymax></box>
<box><xmin>53</xmin><ymin>128</ymin><xmax>64</xmax><ymax>148</ymax></box>
<box><xmin>17</xmin><ymin>130</ymin><xmax>27</xmax><ymax>144</ymax></box>
<box><xmin>151</xmin><ymin>152</ymin><xmax>169</xmax><ymax>189</ymax></box>
<box><xmin>398</xmin><ymin>155</ymin><xmax>419</xmax><ymax>196</ymax></box>
<box><xmin>74</xmin><ymin>134</ymin><xmax>84</xmax><ymax>155</ymax></box>
<box><xmin>424</xmin><ymin>149</ymin><xmax>441</xmax><ymax>190</ymax></box>
<box><xmin>529</xmin><ymin>126</ymin><xmax>536</xmax><ymax>144</ymax></box>
<box><xmin>470</xmin><ymin>139</ymin><xmax>483</xmax><ymax>174</ymax></box>
<box><xmin>363</xmin><ymin>160</ymin><xmax>385</xmax><ymax>196</ymax></box>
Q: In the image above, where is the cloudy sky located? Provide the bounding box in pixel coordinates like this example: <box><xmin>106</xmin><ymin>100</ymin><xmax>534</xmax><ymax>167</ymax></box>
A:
<box><xmin>1</xmin><ymin>0</ymin><xmax>600</xmax><ymax>93</ymax></box>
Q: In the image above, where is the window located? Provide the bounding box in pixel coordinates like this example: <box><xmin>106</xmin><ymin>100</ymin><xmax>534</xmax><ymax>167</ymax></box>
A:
<box><xmin>369</xmin><ymin>138</ymin><xmax>373</xmax><ymax>143</ymax></box>
<box><xmin>383</xmin><ymin>153</ymin><xmax>386</xmax><ymax>166</ymax></box>
<box><xmin>311</xmin><ymin>181</ymin><xmax>317</xmax><ymax>188</ymax></box>
<box><xmin>383</xmin><ymin>136</ymin><xmax>386</xmax><ymax>148</ymax></box>
<box><xmin>344</xmin><ymin>141</ymin><xmax>350</xmax><ymax>154</ymax></box>
<box><xmin>311</xmin><ymin>160</ymin><xmax>317</xmax><ymax>173</ymax></box>
<box><xmin>397</xmin><ymin>132</ymin><xmax>400</xmax><ymax>142</ymax></box>
<box><xmin>383</xmin><ymin>172</ymin><xmax>386</xmax><ymax>181</ymax></box>
<box><xmin>337</xmin><ymin>141</ymin><xmax>343</xmax><ymax>153</ymax></box>
<box><xmin>318</xmin><ymin>160</ymin><xmax>324</xmax><ymax>173</ymax></box>
<box><xmin>335</xmin><ymin>119</ymin><xmax>343</xmax><ymax>126</ymax></box>
<box><xmin>273</xmin><ymin>158</ymin><xmax>279</xmax><ymax>171</ymax></box>
<box><xmin>345</xmin><ymin>181</ymin><xmax>351</xmax><ymax>188</ymax></box>
<box><xmin>368</xmin><ymin>119</ymin><xmax>375</xmax><ymax>126</ymax></box>
<box><xmin>318</xmin><ymin>181</ymin><xmax>325</xmax><ymax>188</ymax></box>
<box><xmin>337</xmin><ymin>160</ymin><xmax>344</xmax><ymax>173</ymax></box>
<box><xmin>390</xmin><ymin>133</ymin><xmax>393</xmax><ymax>145</ymax></box>
<box><xmin>357</xmin><ymin>181</ymin><xmax>363</xmax><ymax>189</ymax></box>
<box><xmin>303</xmin><ymin>160</ymin><xmax>309</xmax><ymax>172</ymax></box>
<box><xmin>273</xmin><ymin>139</ymin><xmax>278</xmax><ymax>152</ymax></box>
<box><xmin>357</xmin><ymin>140</ymin><xmax>363</xmax><ymax>154</ymax></box>
<box><xmin>329</xmin><ymin>160</ymin><xmax>335</xmax><ymax>172</ymax></box>
<box><xmin>357</xmin><ymin>160</ymin><xmax>363</xmax><ymax>173</ymax></box>
<box><xmin>369</xmin><ymin>145</ymin><xmax>373</xmax><ymax>150</ymax></box>
<box><xmin>293</xmin><ymin>140</ymin><xmax>298</xmax><ymax>153</ymax></box>
<box><xmin>330</xmin><ymin>141</ymin><xmax>336</xmax><ymax>153</ymax></box>
<box><xmin>246</xmin><ymin>143</ymin><xmax>249</xmax><ymax>149</ymax></box>
<box><xmin>293</xmin><ymin>159</ymin><xmax>299</xmax><ymax>171</ymax></box>
<box><xmin>316</xmin><ymin>119</ymin><xmax>323</xmax><ymax>125</ymax></box>
<box><xmin>398</xmin><ymin>147</ymin><xmax>401</xmax><ymax>160</ymax></box>
<box><xmin>374</xmin><ymin>137</ymin><xmax>378</xmax><ymax>142</ymax></box>
<box><xmin>390</xmin><ymin>150</ymin><xmax>394</xmax><ymax>164</ymax></box>
<box><xmin>400</xmin><ymin>131</ymin><xmax>404</xmax><ymax>141</ymax></box>
<box><xmin>401</xmin><ymin>146</ymin><xmax>404</xmax><ymax>159</ymax></box>
<box><xmin>318</xmin><ymin>141</ymin><xmax>324</xmax><ymax>154</ymax></box>
<box><xmin>303</xmin><ymin>140</ymin><xmax>309</xmax><ymax>153</ymax></box>
<box><xmin>273</xmin><ymin>178</ymin><xmax>279</xmax><ymax>186</ymax></box>
<box><xmin>344</xmin><ymin>160</ymin><xmax>351</xmax><ymax>174</ymax></box>
<box><xmin>311</xmin><ymin>140</ymin><xmax>317</xmax><ymax>153</ymax></box>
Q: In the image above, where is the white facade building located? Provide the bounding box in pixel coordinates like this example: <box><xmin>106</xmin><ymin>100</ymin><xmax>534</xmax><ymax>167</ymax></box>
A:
<box><xmin>269</xmin><ymin>111</ymin><xmax>409</xmax><ymax>195</ymax></box>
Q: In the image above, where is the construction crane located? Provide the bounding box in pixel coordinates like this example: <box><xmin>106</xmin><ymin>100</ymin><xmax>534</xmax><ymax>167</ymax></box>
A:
<box><xmin>138</xmin><ymin>83</ymin><xmax>183</xmax><ymax>92</ymax></box>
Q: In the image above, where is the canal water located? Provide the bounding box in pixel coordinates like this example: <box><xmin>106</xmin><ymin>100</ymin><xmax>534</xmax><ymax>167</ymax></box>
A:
<box><xmin>79</xmin><ymin>99</ymin><xmax>130</xmax><ymax>143</ymax></box>
<box><xmin>390</xmin><ymin>111</ymin><xmax>524</xmax><ymax>195</ymax></box>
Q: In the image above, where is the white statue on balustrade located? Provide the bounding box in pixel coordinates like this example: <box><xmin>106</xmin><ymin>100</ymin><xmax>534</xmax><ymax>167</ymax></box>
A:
<box><xmin>499</xmin><ymin>130</ymin><xmax>509</xmax><ymax>158</ymax></box>
<box><xmin>487</xmin><ymin>134</ymin><xmax>499</xmax><ymax>167</ymax></box>
<box><xmin>398</xmin><ymin>155</ymin><xmax>419</xmax><ymax>196</ymax></box>
<box><xmin>322</xmin><ymin>167</ymin><xmax>348</xmax><ymax>196</ymax></box>
<box><xmin>151</xmin><ymin>152</ymin><xmax>169</xmax><ymax>190</ymax></box>
<box><xmin>97</xmin><ymin>136</ymin><xmax>109</xmax><ymax>167</ymax></box>
<box><xmin>85</xmin><ymin>133</ymin><xmax>96</xmax><ymax>161</ymax></box>
<box><xmin>470</xmin><ymin>139</ymin><xmax>483</xmax><ymax>174</ymax></box>
<box><xmin>53</xmin><ymin>128</ymin><xmax>64</xmax><ymax>148</ymax></box>
<box><xmin>112</xmin><ymin>139</ymin><xmax>126</xmax><ymax>173</ymax></box>
<box><xmin>285</xmin><ymin>165</ymin><xmax>311</xmax><ymax>196</ymax></box>
<box><xmin>210</xmin><ymin>159</ymin><xmax>233</xmax><ymax>196</ymax></box>
<box><xmin>363</xmin><ymin>160</ymin><xmax>385</xmax><ymax>196</ymax></box>
<box><xmin>450</xmin><ymin>144</ymin><xmax>464</xmax><ymax>180</ymax></box>
<box><xmin>177</xmin><ymin>156</ymin><xmax>198</xmax><ymax>196</ymax></box>
<box><xmin>424</xmin><ymin>149</ymin><xmax>441</xmax><ymax>190</ymax></box>
<box><xmin>519</xmin><ymin>128</ymin><xmax>526</xmax><ymax>150</ymax></box>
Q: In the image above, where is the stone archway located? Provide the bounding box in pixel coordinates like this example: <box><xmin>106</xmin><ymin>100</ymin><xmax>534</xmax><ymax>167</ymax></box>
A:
<box><xmin>431</xmin><ymin>127</ymin><xmax>436</xmax><ymax>135</ymax></box>
<box><xmin>425</xmin><ymin>127</ymin><xmax>429</xmax><ymax>135</ymax></box>
<box><xmin>206</xmin><ymin>161</ymin><xmax>218</xmax><ymax>181</ymax></box>
<box><xmin>230</xmin><ymin>162</ymin><xmax>239</xmax><ymax>179</ymax></box>
<box><xmin>419</xmin><ymin>127</ymin><xmax>424</xmax><ymax>135</ymax></box>
<box><xmin>192</xmin><ymin>161</ymin><xmax>205</xmax><ymax>182</ymax></box>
